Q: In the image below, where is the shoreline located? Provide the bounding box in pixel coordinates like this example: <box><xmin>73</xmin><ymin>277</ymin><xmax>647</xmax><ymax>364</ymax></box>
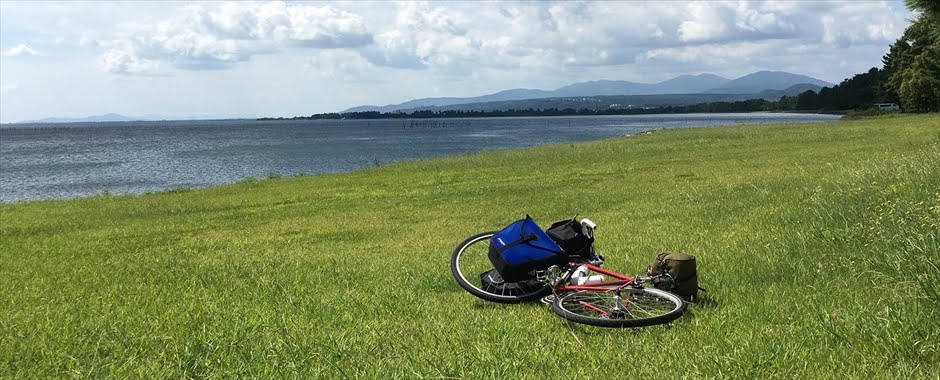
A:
<box><xmin>1</xmin><ymin>111</ymin><xmax>840</xmax><ymax>128</ymax></box>
<box><xmin>0</xmin><ymin>113</ymin><xmax>842</xmax><ymax>205</ymax></box>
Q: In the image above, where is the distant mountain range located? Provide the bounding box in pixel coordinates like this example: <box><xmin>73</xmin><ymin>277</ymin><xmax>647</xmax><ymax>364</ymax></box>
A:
<box><xmin>376</xmin><ymin>84</ymin><xmax>817</xmax><ymax>114</ymax></box>
<box><xmin>17</xmin><ymin>113</ymin><xmax>143</xmax><ymax>124</ymax></box>
<box><xmin>344</xmin><ymin>70</ymin><xmax>832</xmax><ymax>113</ymax></box>
<box><xmin>13</xmin><ymin>71</ymin><xmax>832</xmax><ymax>124</ymax></box>
<box><xmin>702</xmin><ymin>71</ymin><xmax>831</xmax><ymax>94</ymax></box>
<box><xmin>13</xmin><ymin>113</ymin><xmax>230</xmax><ymax>124</ymax></box>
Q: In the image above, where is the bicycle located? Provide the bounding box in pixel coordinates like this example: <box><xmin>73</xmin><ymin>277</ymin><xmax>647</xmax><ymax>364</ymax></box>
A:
<box><xmin>450</xmin><ymin>218</ymin><xmax>687</xmax><ymax>328</ymax></box>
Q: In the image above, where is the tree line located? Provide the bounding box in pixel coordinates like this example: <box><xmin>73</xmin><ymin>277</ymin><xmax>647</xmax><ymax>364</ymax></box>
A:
<box><xmin>262</xmin><ymin>99</ymin><xmax>800</xmax><ymax>120</ymax></box>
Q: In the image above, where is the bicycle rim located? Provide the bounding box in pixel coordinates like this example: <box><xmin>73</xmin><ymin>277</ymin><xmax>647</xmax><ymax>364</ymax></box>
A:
<box><xmin>551</xmin><ymin>287</ymin><xmax>686</xmax><ymax>328</ymax></box>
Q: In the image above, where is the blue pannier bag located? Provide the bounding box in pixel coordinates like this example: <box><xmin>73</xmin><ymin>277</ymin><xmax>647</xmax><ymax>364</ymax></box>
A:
<box><xmin>488</xmin><ymin>215</ymin><xmax>565</xmax><ymax>282</ymax></box>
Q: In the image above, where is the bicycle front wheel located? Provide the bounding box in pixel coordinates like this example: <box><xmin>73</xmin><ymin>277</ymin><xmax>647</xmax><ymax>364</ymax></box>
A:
<box><xmin>551</xmin><ymin>287</ymin><xmax>686</xmax><ymax>328</ymax></box>
<box><xmin>450</xmin><ymin>232</ymin><xmax>550</xmax><ymax>303</ymax></box>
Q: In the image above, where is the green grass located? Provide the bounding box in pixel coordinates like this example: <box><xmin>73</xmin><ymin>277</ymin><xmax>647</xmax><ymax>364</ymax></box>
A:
<box><xmin>2</xmin><ymin>114</ymin><xmax>938</xmax><ymax>378</ymax></box>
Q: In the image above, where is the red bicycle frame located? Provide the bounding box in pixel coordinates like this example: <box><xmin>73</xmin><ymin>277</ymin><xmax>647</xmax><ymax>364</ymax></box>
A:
<box><xmin>553</xmin><ymin>262</ymin><xmax>638</xmax><ymax>292</ymax></box>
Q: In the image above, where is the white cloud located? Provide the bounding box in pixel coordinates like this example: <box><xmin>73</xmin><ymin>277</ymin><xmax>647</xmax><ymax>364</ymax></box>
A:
<box><xmin>287</xmin><ymin>5</ymin><xmax>373</xmax><ymax>48</ymax></box>
<box><xmin>679</xmin><ymin>2</ymin><xmax>731</xmax><ymax>42</ymax></box>
<box><xmin>0</xmin><ymin>0</ymin><xmax>917</xmax><ymax>123</ymax></box>
<box><xmin>813</xmin><ymin>2</ymin><xmax>905</xmax><ymax>46</ymax></box>
<box><xmin>97</xmin><ymin>1</ymin><xmax>372</xmax><ymax>75</ymax></box>
<box><xmin>0</xmin><ymin>82</ymin><xmax>19</xmax><ymax>94</ymax></box>
<box><xmin>1</xmin><ymin>43</ymin><xmax>39</xmax><ymax>57</ymax></box>
<box><xmin>306</xmin><ymin>49</ymin><xmax>381</xmax><ymax>82</ymax></box>
<box><xmin>360</xmin><ymin>2</ymin><xmax>479</xmax><ymax>71</ymax></box>
<box><xmin>97</xmin><ymin>48</ymin><xmax>163</xmax><ymax>76</ymax></box>
<box><xmin>351</xmin><ymin>0</ymin><xmax>906</xmax><ymax>74</ymax></box>
<box><xmin>54</xmin><ymin>0</ymin><xmax>908</xmax><ymax>78</ymax></box>
<box><xmin>641</xmin><ymin>41</ymin><xmax>770</xmax><ymax>65</ymax></box>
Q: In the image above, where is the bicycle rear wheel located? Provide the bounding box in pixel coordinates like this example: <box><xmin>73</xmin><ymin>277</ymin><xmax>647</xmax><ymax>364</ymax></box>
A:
<box><xmin>551</xmin><ymin>287</ymin><xmax>686</xmax><ymax>327</ymax></box>
<box><xmin>450</xmin><ymin>232</ymin><xmax>550</xmax><ymax>303</ymax></box>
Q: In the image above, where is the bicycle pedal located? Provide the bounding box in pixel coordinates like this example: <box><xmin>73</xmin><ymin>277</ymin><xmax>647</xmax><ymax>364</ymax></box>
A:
<box><xmin>540</xmin><ymin>295</ymin><xmax>556</xmax><ymax>305</ymax></box>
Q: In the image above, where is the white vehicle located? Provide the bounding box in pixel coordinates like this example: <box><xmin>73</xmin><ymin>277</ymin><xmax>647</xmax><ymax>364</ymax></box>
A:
<box><xmin>875</xmin><ymin>103</ymin><xmax>900</xmax><ymax>111</ymax></box>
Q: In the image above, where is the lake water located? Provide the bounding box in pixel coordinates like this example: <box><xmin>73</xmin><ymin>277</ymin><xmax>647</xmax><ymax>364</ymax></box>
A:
<box><xmin>0</xmin><ymin>113</ymin><xmax>839</xmax><ymax>203</ymax></box>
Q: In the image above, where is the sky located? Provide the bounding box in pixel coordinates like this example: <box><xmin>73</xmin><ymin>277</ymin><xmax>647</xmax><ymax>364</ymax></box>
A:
<box><xmin>0</xmin><ymin>0</ymin><xmax>913</xmax><ymax>123</ymax></box>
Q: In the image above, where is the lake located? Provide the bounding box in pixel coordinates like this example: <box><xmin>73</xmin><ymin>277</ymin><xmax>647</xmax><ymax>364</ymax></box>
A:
<box><xmin>0</xmin><ymin>113</ymin><xmax>840</xmax><ymax>203</ymax></box>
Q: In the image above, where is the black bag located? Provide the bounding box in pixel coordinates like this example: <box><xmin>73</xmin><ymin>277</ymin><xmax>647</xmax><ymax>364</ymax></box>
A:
<box><xmin>479</xmin><ymin>270</ymin><xmax>545</xmax><ymax>296</ymax></box>
<box><xmin>547</xmin><ymin>218</ymin><xmax>595</xmax><ymax>258</ymax></box>
<box><xmin>648</xmin><ymin>252</ymin><xmax>703</xmax><ymax>301</ymax></box>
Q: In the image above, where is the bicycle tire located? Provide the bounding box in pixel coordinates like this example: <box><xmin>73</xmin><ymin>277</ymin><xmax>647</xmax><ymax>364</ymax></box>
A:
<box><xmin>450</xmin><ymin>231</ymin><xmax>551</xmax><ymax>304</ymax></box>
<box><xmin>551</xmin><ymin>287</ymin><xmax>686</xmax><ymax>328</ymax></box>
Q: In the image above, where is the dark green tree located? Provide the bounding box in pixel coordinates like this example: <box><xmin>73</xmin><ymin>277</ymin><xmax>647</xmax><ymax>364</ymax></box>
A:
<box><xmin>882</xmin><ymin>0</ymin><xmax>940</xmax><ymax>111</ymax></box>
<box><xmin>905</xmin><ymin>0</ymin><xmax>940</xmax><ymax>19</ymax></box>
<box><xmin>904</xmin><ymin>0</ymin><xmax>940</xmax><ymax>41</ymax></box>
<box><xmin>796</xmin><ymin>90</ymin><xmax>819</xmax><ymax>110</ymax></box>
<box><xmin>899</xmin><ymin>45</ymin><xmax>940</xmax><ymax>112</ymax></box>
<box><xmin>880</xmin><ymin>39</ymin><xmax>912</xmax><ymax>102</ymax></box>
<box><xmin>777</xmin><ymin>95</ymin><xmax>798</xmax><ymax>111</ymax></box>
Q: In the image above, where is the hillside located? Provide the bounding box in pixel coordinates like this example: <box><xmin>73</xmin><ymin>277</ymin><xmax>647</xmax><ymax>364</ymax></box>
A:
<box><xmin>1</xmin><ymin>114</ymin><xmax>937</xmax><ymax>378</ymax></box>
<box><xmin>704</xmin><ymin>70</ymin><xmax>832</xmax><ymax>94</ymax></box>
<box><xmin>18</xmin><ymin>113</ymin><xmax>141</xmax><ymax>124</ymax></box>
<box><xmin>391</xmin><ymin>85</ymin><xmax>819</xmax><ymax>113</ymax></box>
<box><xmin>755</xmin><ymin>83</ymin><xmax>825</xmax><ymax>99</ymax></box>
<box><xmin>344</xmin><ymin>70</ymin><xmax>832</xmax><ymax>113</ymax></box>
<box><xmin>344</xmin><ymin>88</ymin><xmax>554</xmax><ymax>113</ymax></box>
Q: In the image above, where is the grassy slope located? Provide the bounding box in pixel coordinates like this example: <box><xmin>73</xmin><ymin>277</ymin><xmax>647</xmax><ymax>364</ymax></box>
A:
<box><xmin>1</xmin><ymin>115</ymin><xmax>938</xmax><ymax>378</ymax></box>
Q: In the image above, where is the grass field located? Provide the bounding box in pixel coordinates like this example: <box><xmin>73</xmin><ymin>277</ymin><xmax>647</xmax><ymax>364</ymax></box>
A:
<box><xmin>1</xmin><ymin>114</ymin><xmax>938</xmax><ymax>378</ymax></box>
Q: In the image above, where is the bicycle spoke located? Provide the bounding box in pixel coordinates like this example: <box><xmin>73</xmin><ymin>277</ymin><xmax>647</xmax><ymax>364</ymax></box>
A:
<box><xmin>625</xmin><ymin>293</ymin><xmax>672</xmax><ymax>318</ymax></box>
<box><xmin>577</xmin><ymin>300</ymin><xmax>609</xmax><ymax>316</ymax></box>
<box><xmin>558</xmin><ymin>288</ymin><xmax>684</xmax><ymax>322</ymax></box>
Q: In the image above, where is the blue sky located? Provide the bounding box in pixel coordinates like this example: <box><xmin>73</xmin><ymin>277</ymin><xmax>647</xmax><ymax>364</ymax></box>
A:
<box><xmin>0</xmin><ymin>1</ymin><xmax>912</xmax><ymax>123</ymax></box>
